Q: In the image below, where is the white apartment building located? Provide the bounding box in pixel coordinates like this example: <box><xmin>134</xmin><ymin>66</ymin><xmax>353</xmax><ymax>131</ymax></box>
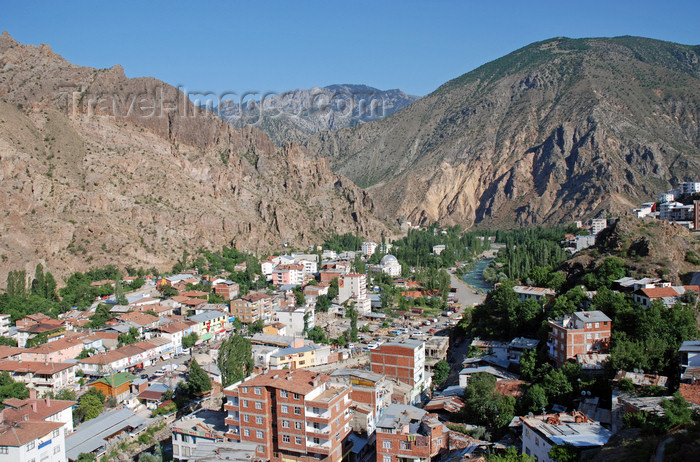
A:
<box><xmin>0</xmin><ymin>418</ymin><xmax>66</xmax><ymax>462</ymax></box>
<box><xmin>0</xmin><ymin>315</ymin><xmax>10</xmax><ymax>337</ymax></box>
<box><xmin>680</xmin><ymin>181</ymin><xmax>700</xmax><ymax>196</ymax></box>
<box><xmin>338</xmin><ymin>274</ymin><xmax>372</xmax><ymax>314</ymax></box>
<box><xmin>590</xmin><ymin>218</ymin><xmax>607</xmax><ymax>235</ymax></box>
<box><xmin>361</xmin><ymin>241</ymin><xmax>378</xmax><ymax>257</ymax></box>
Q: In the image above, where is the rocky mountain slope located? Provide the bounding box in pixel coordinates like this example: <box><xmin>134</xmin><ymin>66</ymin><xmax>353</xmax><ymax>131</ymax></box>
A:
<box><xmin>217</xmin><ymin>84</ymin><xmax>419</xmax><ymax>145</ymax></box>
<box><xmin>306</xmin><ymin>37</ymin><xmax>700</xmax><ymax>228</ymax></box>
<box><xmin>0</xmin><ymin>32</ymin><xmax>389</xmax><ymax>282</ymax></box>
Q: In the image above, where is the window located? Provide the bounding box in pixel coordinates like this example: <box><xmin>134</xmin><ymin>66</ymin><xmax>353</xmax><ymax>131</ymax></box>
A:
<box><xmin>280</xmin><ymin>390</ymin><xmax>288</xmax><ymax>398</ymax></box>
<box><xmin>283</xmin><ymin>435</ymin><xmax>290</xmax><ymax>443</ymax></box>
<box><xmin>256</xmin><ymin>416</ymin><xmax>263</xmax><ymax>424</ymax></box>
<box><xmin>256</xmin><ymin>431</ymin><xmax>263</xmax><ymax>439</ymax></box>
<box><xmin>254</xmin><ymin>387</ymin><xmax>262</xmax><ymax>395</ymax></box>
<box><xmin>243</xmin><ymin>414</ymin><xmax>249</xmax><ymax>422</ymax></box>
<box><xmin>586</xmin><ymin>333</ymin><xmax>592</xmax><ymax>340</ymax></box>
<box><xmin>295</xmin><ymin>437</ymin><xmax>302</xmax><ymax>445</ymax></box>
<box><xmin>242</xmin><ymin>399</ymin><xmax>248</xmax><ymax>407</ymax></box>
<box><xmin>54</xmin><ymin>446</ymin><xmax>61</xmax><ymax>454</ymax></box>
<box><xmin>535</xmin><ymin>437</ymin><xmax>539</xmax><ymax>446</ymax></box>
<box><xmin>595</xmin><ymin>322</ymin><xmax>600</xmax><ymax>328</ymax></box>
<box><xmin>241</xmin><ymin>387</ymin><xmax>248</xmax><ymax>393</ymax></box>
<box><xmin>595</xmin><ymin>333</ymin><xmax>600</xmax><ymax>339</ymax></box>
<box><xmin>293</xmin><ymin>393</ymin><xmax>300</xmax><ymax>400</ymax></box>
<box><xmin>0</xmin><ymin>448</ymin><xmax>9</xmax><ymax>455</ymax></box>
<box><xmin>243</xmin><ymin>429</ymin><xmax>250</xmax><ymax>437</ymax></box>
<box><xmin>401</xmin><ymin>441</ymin><xmax>411</xmax><ymax>450</ymax></box>
<box><xmin>27</xmin><ymin>441</ymin><xmax>35</xmax><ymax>450</ymax></box>
<box><xmin>383</xmin><ymin>456</ymin><xmax>392</xmax><ymax>462</ymax></box>
<box><xmin>294</xmin><ymin>422</ymin><xmax>302</xmax><ymax>430</ymax></box>
<box><xmin>294</xmin><ymin>406</ymin><xmax>301</xmax><ymax>415</ymax></box>
<box><xmin>282</xmin><ymin>420</ymin><xmax>290</xmax><ymax>428</ymax></box>
<box><xmin>53</xmin><ymin>429</ymin><xmax>59</xmax><ymax>438</ymax></box>
<box><xmin>281</xmin><ymin>405</ymin><xmax>289</xmax><ymax>413</ymax></box>
<box><xmin>255</xmin><ymin>401</ymin><xmax>262</xmax><ymax>410</ymax></box>
<box><xmin>383</xmin><ymin>441</ymin><xmax>392</xmax><ymax>449</ymax></box>
<box><xmin>257</xmin><ymin>445</ymin><xmax>264</xmax><ymax>453</ymax></box>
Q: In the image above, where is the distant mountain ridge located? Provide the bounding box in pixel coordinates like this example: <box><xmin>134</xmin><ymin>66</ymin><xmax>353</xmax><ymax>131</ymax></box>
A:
<box><xmin>306</xmin><ymin>36</ymin><xmax>700</xmax><ymax>228</ymax></box>
<box><xmin>0</xmin><ymin>32</ymin><xmax>390</xmax><ymax>282</ymax></box>
<box><xmin>216</xmin><ymin>84</ymin><xmax>419</xmax><ymax>145</ymax></box>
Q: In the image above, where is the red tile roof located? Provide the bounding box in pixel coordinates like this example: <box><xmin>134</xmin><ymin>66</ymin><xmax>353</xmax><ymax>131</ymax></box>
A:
<box><xmin>679</xmin><ymin>382</ymin><xmax>700</xmax><ymax>406</ymax></box>
<box><xmin>0</xmin><ymin>360</ymin><xmax>74</xmax><ymax>375</ymax></box>
<box><xmin>0</xmin><ymin>420</ymin><xmax>63</xmax><ymax>446</ymax></box>
<box><xmin>239</xmin><ymin>369</ymin><xmax>329</xmax><ymax>395</ymax></box>
<box><xmin>638</xmin><ymin>287</ymin><xmax>679</xmax><ymax>298</ymax></box>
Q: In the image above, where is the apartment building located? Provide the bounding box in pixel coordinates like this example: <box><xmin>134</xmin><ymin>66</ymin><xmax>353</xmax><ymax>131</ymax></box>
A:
<box><xmin>370</xmin><ymin>340</ymin><xmax>427</xmax><ymax>403</ymax></box>
<box><xmin>212</xmin><ymin>281</ymin><xmax>240</xmax><ymax>300</ymax></box>
<box><xmin>375</xmin><ymin>404</ymin><xmax>448</xmax><ymax>462</ymax></box>
<box><xmin>548</xmin><ymin>311</ymin><xmax>611</xmax><ymax>367</ymax></box>
<box><xmin>361</xmin><ymin>242</ymin><xmax>378</xmax><ymax>257</ymax></box>
<box><xmin>2</xmin><ymin>390</ymin><xmax>75</xmax><ymax>436</ymax></box>
<box><xmin>171</xmin><ymin>408</ymin><xmax>227</xmax><ymax>461</ymax></box>
<box><xmin>0</xmin><ymin>361</ymin><xmax>76</xmax><ymax>394</ymax></box>
<box><xmin>273</xmin><ymin>264</ymin><xmax>305</xmax><ymax>286</ymax></box>
<box><xmin>338</xmin><ymin>274</ymin><xmax>372</xmax><ymax>315</ymax></box>
<box><xmin>329</xmin><ymin>369</ymin><xmax>393</xmax><ymax>435</ymax></box>
<box><xmin>224</xmin><ymin>369</ymin><xmax>353</xmax><ymax>462</ymax></box>
<box><xmin>230</xmin><ymin>292</ymin><xmax>274</xmax><ymax>324</ymax></box>
<box><xmin>590</xmin><ymin>218</ymin><xmax>607</xmax><ymax>235</ymax></box>
<box><xmin>0</xmin><ymin>415</ymin><xmax>66</xmax><ymax>462</ymax></box>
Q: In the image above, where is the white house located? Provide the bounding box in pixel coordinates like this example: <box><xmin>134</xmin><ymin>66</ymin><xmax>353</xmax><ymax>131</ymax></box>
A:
<box><xmin>0</xmin><ymin>416</ymin><xmax>66</xmax><ymax>462</ymax></box>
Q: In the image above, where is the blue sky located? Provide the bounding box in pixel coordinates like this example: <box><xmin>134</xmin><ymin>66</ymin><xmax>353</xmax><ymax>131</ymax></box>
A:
<box><xmin>2</xmin><ymin>1</ymin><xmax>700</xmax><ymax>96</ymax></box>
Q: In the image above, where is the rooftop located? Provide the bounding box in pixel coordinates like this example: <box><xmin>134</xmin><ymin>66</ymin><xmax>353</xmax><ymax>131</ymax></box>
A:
<box><xmin>521</xmin><ymin>412</ymin><xmax>612</xmax><ymax>448</ymax></box>
<box><xmin>65</xmin><ymin>408</ymin><xmax>146</xmax><ymax>460</ymax></box>
<box><xmin>0</xmin><ymin>419</ymin><xmax>63</xmax><ymax>446</ymax></box>
<box><xmin>236</xmin><ymin>369</ymin><xmax>329</xmax><ymax>396</ymax></box>
<box><xmin>172</xmin><ymin>408</ymin><xmax>227</xmax><ymax>435</ymax></box>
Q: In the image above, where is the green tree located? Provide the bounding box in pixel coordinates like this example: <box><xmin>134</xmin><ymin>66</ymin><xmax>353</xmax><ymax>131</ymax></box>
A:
<box><xmin>548</xmin><ymin>444</ymin><xmax>579</xmax><ymax>462</ymax></box>
<box><xmin>346</xmin><ymin>305</ymin><xmax>359</xmax><ymax>342</ymax></box>
<box><xmin>307</xmin><ymin>326</ymin><xmax>329</xmax><ymax>344</ymax></box>
<box><xmin>485</xmin><ymin>446</ymin><xmax>534</xmax><ymax>461</ymax></box>
<box><xmin>187</xmin><ymin>358</ymin><xmax>212</xmax><ymax>395</ymax></box>
<box><xmin>0</xmin><ymin>371</ymin><xmax>29</xmax><ymax>405</ymax></box>
<box><xmin>117</xmin><ymin>327</ymin><xmax>140</xmax><ymax>347</ymax></box>
<box><xmin>316</xmin><ymin>295</ymin><xmax>331</xmax><ymax>312</ymax></box>
<box><xmin>542</xmin><ymin>369</ymin><xmax>573</xmax><ymax>404</ymax></box>
<box><xmin>31</xmin><ymin>264</ymin><xmax>46</xmax><ymax>298</ymax></box>
<box><xmin>521</xmin><ymin>384</ymin><xmax>548</xmax><ymax>414</ymax></box>
<box><xmin>182</xmin><ymin>332</ymin><xmax>198</xmax><ymax>349</ymax></box>
<box><xmin>248</xmin><ymin>319</ymin><xmax>264</xmax><ymax>334</ymax></box>
<box><xmin>432</xmin><ymin>360</ymin><xmax>450</xmax><ymax>387</ymax></box>
<box><xmin>76</xmin><ymin>388</ymin><xmax>105</xmax><ymax>421</ymax></box>
<box><xmin>218</xmin><ymin>335</ymin><xmax>254</xmax><ymax>387</ymax></box>
<box><xmin>76</xmin><ymin>453</ymin><xmax>97</xmax><ymax>462</ymax></box>
<box><xmin>519</xmin><ymin>350</ymin><xmax>537</xmax><ymax>381</ymax></box>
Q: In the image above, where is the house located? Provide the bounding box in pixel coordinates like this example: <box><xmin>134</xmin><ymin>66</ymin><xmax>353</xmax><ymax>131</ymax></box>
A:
<box><xmin>137</xmin><ymin>383</ymin><xmax>171</xmax><ymax>409</ymax></box>
<box><xmin>155</xmin><ymin>320</ymin><xmax>196</xmax><ymax>355</ymax></box>
<box><xmin>680</xmin><ymin>340</ymin><xmax>700</xmax><ymax>379</ymax></box>
<box><xmin>633</xmin><ymin>285</ymin><xmax>699</xmax><ymax>307</ymax></box>
<box><xmin>89</xmin><ymin>372</ymin><xmax>136</xmax><ymax>401</ymax></box>
<box><xmin>613</xmin><ymin>371</ymin><xmax>668</xmax><ymax>389</ymax></box>
<box><xmin>171</xmin><ymin>408</ymin><xmax>228</xmax><ymax>461</ymax></box>
<box><xmin>375</xmin><ymin>404</ymin><xmax>448</xmax><ymax>462</ymax></box>
<box><xmin>271</xmin><ymin>305</ymin><xmax>314</xmax><ymax>337</ymax></box>
<box><xmin>458</xmin><ymin>366</ymin><xmax>517</xmax><ymax>388</ymax></box>
<box><xmin>230</xmin><ymin>292</ymin><xmax>274</xmax><ymax>324</ymax></box>
<box><xmin>0</xmin><ymin>346</ymin><xmax>25</xmax><ymax>361</ymax></box>
<box><xmin>291</xmin><ymin>253</ymin><xmax>319</xmax><ymax>276</ymax></box>
<box><xmin>223</xmin><ymin>369</ymin><xmax>353</xmax><ymax>462</ymax></box>
<box><xmin>0</xmin><ymin>360</ymin><xmax>76</xmax><ymax>393</ymax></box>
<box><xmin>0</xmin><ymin>314</ymin><xmax>10</xmax><ymax>337</ymax></box>
<box><xmin>15</xmin><ymin>318</ymin><xmax>66</xmax><ymax>348</ymax></box>
<box><xmin>0</xmin><ymin>412</ymin><xmax>66</xmax><ymax>462</ymax></box>
<box><xmin>117</xmin><ymin>312</ymin><xmax>160</xmax><ymax>333</ymax></box>
<box><xmin>370</xmin><ymin>339</ymin><xmax>427</xmax><ymax>404</ymax></box>
<box><xmin>520</xmin><ymin>412</ymin><xmax>613</xmax><ymax>462</ymax></box>
<box><xmin>548</xmin><ymin>311</ymin><xmax>611</xmax><ymax>367</ymax></box>
<box><xmin>338</xmin><ymin>274</ymin><xmax>371</xmax><ymax>315</ymax></box>
<box><xmin>432</xmin><ymin>245</ymin><xmax>446</xmax><ymax>255</ymax></box>
<box><xmin>2</xmin><ymin>390</ymin><xmax>76</xmax><ymax>435</ymax></box>
<box><xmin>269</xmin><ymin>343</ymin><xmax>330</xmax><ymax>370</ymax></box>
<box><xmin>272</xmin><ymin>264</ymin><xmax>305</xmax><ymax>287</ymax></box>
<box><xmin>507</xmin><ymin>337</ymin><xmax>540</xmax><ymax>365</ymax></box>
<box><xmin>424</xmin><ymin>337</ymin><xmax>449</xmax><ymax>372</ymax></box>
<box><xmin>513</xmin><ymin>286</ymin><xmax>556</xmax><ymax>302</ymax></box>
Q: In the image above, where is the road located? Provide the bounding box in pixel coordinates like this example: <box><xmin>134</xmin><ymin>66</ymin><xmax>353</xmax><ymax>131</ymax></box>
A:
<box><xmin>449</xmin><ymin>270</ymin><xmax>486</xmax><ymax>310</ymax></box>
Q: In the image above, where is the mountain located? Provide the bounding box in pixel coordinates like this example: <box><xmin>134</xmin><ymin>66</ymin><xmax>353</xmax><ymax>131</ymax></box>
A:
<box><xmin>216</xmin><ymin>84</ymin><xmax>419</xmax><ymax>145</ymax></box>
<box><xmin>306</xmin><ymin>37</ymin><xmax>700</xmax><ymax>228</ymax></box>
<box><xmin>0</xmin><ymin>32</ymin><xmax>389</xmax><ymax>281</ymax></box>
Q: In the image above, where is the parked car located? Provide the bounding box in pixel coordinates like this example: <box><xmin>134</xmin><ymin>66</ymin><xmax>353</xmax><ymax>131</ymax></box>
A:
<box><xmin>428</xmin><ymin>328</ymin><xmax>436</xmax><ymax>334</ymax></box>
<box><xmin>367</xmin><ymin>343</ymin><xmax>380</xmax><ymax>350</ymax></box>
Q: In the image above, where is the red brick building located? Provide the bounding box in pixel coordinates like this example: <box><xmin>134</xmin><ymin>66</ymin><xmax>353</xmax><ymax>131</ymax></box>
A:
<box><xmin>224</xmin><ymin>369</ymin><xmax>353</xmax><ymax>462</ymax></box>
<box><xmin>370</xmin><ymin>339</ymin><xmax>426</xmax><ymax>403</ymax></box>
<box><xmin>548</xmin><ymin>311</ymin><xmax>612</xmax><ymax>367</ymax></box>
<box><xmin>375</xmin><ymin>404</ymin><xmax>448</xmax><ymax>462</ymax></box>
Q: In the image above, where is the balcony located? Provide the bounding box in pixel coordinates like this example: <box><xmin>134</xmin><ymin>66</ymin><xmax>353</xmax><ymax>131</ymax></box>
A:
<box><xmin>305</xmin><ymin>407</ymin><xmax>331</xmax><ymax>419</ymax></box>
<box><xmin>305</xmin><ymin>425</ymin><xmax>331</xmax><ymax>437</ymax></box>
<box><xmin>306</xmin><ymin>439</ymin><xmax>332</xmax><ymax>455</ymax></box>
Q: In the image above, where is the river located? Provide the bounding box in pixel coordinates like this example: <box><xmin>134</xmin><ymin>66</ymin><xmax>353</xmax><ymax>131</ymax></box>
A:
<box><xmin>461</xmin><ymin>258</ymin><xmax>493</xmax><ymax>293</ymax></box>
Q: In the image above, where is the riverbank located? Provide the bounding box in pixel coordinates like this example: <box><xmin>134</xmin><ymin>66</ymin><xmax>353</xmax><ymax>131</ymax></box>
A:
<box><xmin>449</xmin><ymin>270</ymin><xmax>486</xmax><ymax>308</ymax></box>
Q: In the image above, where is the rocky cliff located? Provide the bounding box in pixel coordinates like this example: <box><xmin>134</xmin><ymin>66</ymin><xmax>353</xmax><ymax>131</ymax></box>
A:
<box><xmin>306</xmin><ymin>37</ymin><xmax>700</xmax><ymax>228</ymax></box>
<box><xmin>0</xmin><ymin>32</ymin><xmax>390</xmax><ymax>281</ymax></box>
<box><xmin>217</xmin><ymin>84</ymin><xmax>419</xmax><ymax>145</ymax></box>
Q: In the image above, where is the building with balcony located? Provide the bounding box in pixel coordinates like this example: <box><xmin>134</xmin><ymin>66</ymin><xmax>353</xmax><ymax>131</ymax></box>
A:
<box><xmin>361</xmin><ymin>242</ymin><xmax>378</xmax><ymax>257</ymax></box>
<box><xmin>0</xmin><ymin>361</ymin><xmax>76</xmax><ymax>393</ymax></box>
<box><xmin>171</xmin><ymin>408</ymin><xmax>228</xmax><ymax>461</ymax></box>
<box><xmin>230</xmin><ymin>293</ymin><xmax>274</xmax><ymax>324</ymax></box>
<box><xmin>370</xmin><ymin>339</ymin><xmax>427</xmax><ymax>404</ymax></box>
<box><xmin>329</xmin><ymin>369</ymin><xmax>393</xmax><ymax>435</ymax></box>
<box><xmin>223</xmin><ymin>369</ymin><xmax>353</xmax><ymax>462</ymax></box>
<box><xmin>0</xmin><ymin>413</ymin><xmax>66</xmax><ymax>462</ymax></box>
<box><xmin>375</xmin><ymin>404</ymin><xmax>448</xmax><ymax>462</ymax></box>
<box><xmin>2</xmin><ymin>390</ymin><xmax>75</xmax><ymax>436</ymax></box>
<box><xmin>548</xmin><ymin>311</ymin><xmax>611</xmax><ymax>367</ymax></box>
<box><xmin>338</xmin><ymin>274</ymin><xmax>371</xmax><ymax>315</ymax></box>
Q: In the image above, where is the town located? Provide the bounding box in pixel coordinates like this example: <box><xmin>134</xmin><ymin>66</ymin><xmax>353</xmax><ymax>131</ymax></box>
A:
<box><xmin>0</xmin><ymin>203</ymin><xmax>698</xmax><ymax>462</ymax></box>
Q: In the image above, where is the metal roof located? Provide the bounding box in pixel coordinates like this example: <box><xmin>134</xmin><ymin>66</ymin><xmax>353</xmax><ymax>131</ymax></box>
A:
<box><xmin>65</xmin><ymin>408</ymin><xmax>146</xmax><ymax>460</ymax></box>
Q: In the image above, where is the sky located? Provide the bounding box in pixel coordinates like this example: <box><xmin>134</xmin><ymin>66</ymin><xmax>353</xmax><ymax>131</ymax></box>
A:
<box><xmin>2</xmin><ymin>1</ymin><xmax>700</xmax><ymax>97</ymax></box>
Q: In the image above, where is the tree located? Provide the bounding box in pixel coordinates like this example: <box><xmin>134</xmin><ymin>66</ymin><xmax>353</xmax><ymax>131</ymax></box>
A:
<box><xmin>542</xmin><ymin>369</ymin><xmax>573</xmax><ymax>405</ymax></box>
<box><xmin>31</xmin><ymin>264</ymin><xmax>46</xmax><ymax>298</ymax></box>
<box><xmin>118</xmin><ymin>327</ymin><xmax>140</xmax><ymax>347</ymax></box>
<box><xmin>113</xmin><ymin>278</ymin><xmax>128</xmax><ymax>305</ymax></box>
<box><xmin>294</xmin><ymin>287</ymin><xmax>306</xmax><ymax>306</ymax></box>
<box><xmin>485</xmin><ymin>446</ymin><xmax>534</xmax><ymax>461</ymax></box>
<box><xmin>182</xmin><ymin>332</ymin><xmax>198</xmax><ymax>349</ymax></box>
<box><xmin>346</xmin><ymin>305</ymin><xmax>359</xmax><ymax>342</ymax></box>
<box><xmin>327</xmin><ymin>278</ymin><xmax>339</xmax><ymax>300</ymax></box>
<box><xmin>432</xmin><ymin>360</ymin><xmax>450</xmax><ymax>387</ymax></box>
<box><xmin>519</xmin><ymin>350</ymin><xmax>537</xmax><ymax>381</ymax></box>
<box><xmin>76</xmin><ymin>453</ymin><xmax>97</xmax><ymax>462</ymax></box>
<box><xmin>658</xmin><ymin>392</ymin><xmax>693</xmax><ymax>431</ymax></box>
<box><xmin>187</xmin><ymin>358</ymin><xmax>212</xmax><ymax>395</ymax></box>
<box><xmin>522</xmin><ymin>384</ymin><xmax>548</xmax><ymax>414</ymax></box>
<box><xmin>307</xmin><ymin>326</ymin><xmax>329</xmax><ymax>344</ymax></box>
<box><xmin>548</xmin><ymin>444</ymin><xmax>579</xmax><ymax>462</ymax></box>
<box><xmin>248</xmin><ymin>319</ymin><xmax>264</xmax><ymax>334</ymax></box>
<box><xmin>218</xmin><ymin>335</ymin><xmax>254</xmax><ymax>387</ymax></box>
<box><xmin>76</xmin><ymin>388</ymin><xmax>105</xmax><ymax>421</ymax></box>
<box><xmin>0</xmin><ymin>371</ymin><xmax>29</xmax><ymax>404</ymax></box>
<box><xmin>316</xmin><ymin>295</ymin><xmax>331</xmax><ymax>312</ymax></box>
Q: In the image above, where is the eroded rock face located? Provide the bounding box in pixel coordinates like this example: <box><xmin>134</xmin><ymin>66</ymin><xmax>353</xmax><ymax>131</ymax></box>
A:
<box><xmin>306</xmin><ymin>37</ymin><xmax>700</xmax><ymax>229</ymax></box>
<box><xmin>0</xmin><ymin>32</ymin><xmax>391</xmax><ymax>282</ymax></box>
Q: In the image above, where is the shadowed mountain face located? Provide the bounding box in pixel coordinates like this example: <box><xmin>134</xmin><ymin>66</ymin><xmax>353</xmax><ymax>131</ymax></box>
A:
<box><xmin>306</xmin><ymin>37</ymin><xmax>700</xmax><ymax>228</ymax></box>
<box><xmin>0</xmin><ymin>32</ymin><xmax>390</xmax><ymax>281</ymax></box>
<box><xmin>216</xmin><ymin>84</ymin><xmax>420</xmax><ymax>145</ymax></box>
